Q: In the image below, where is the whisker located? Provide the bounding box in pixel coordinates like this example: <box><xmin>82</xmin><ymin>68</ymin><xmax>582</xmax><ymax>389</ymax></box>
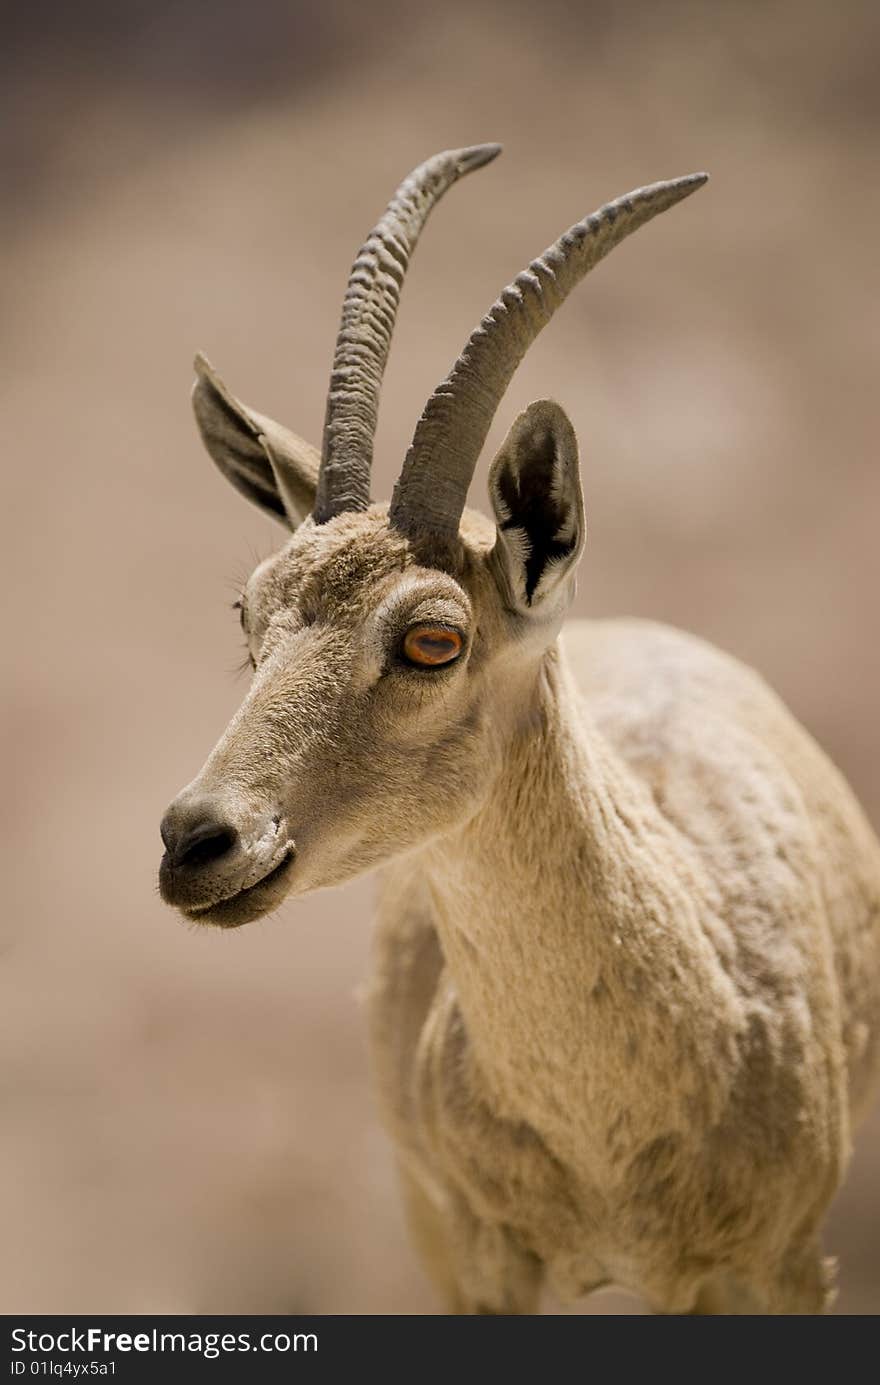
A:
<box><xmin>226</xmin><ymin>648</ymin><xmax>254</xmax><ymax>682</ymax></box>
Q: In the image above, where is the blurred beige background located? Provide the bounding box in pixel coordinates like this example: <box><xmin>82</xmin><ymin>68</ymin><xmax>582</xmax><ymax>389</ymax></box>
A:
<box><xmin>2</xmin><ymin>0</ymin><xmax>878</xmax><ymax>1313</ymax></box>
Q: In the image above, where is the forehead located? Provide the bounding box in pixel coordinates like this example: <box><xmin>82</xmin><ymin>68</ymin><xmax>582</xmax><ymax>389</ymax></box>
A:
<box><xmin>245</xmin><ymin>507</ymin><xmax>471</xmax><ymax>617</ymax></box>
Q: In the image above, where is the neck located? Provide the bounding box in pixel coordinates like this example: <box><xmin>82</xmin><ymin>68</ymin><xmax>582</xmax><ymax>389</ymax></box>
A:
<box><xmin>406</xmin><ymin>643</ymin><xmax>728</xmax><ymax>1153</ymax></box>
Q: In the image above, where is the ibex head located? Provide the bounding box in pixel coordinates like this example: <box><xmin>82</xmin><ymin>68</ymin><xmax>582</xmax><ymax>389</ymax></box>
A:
<box><xmin>159</xmin><ymin>146</ymin><xmax>706</xmax><ymax>927</ymax></box>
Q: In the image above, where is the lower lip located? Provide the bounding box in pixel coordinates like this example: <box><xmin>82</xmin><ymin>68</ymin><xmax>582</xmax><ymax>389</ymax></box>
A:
<box><xmin>186</xmin><ymin>849</ymin><xmax>295</xmax><ymax>926</ymax></box>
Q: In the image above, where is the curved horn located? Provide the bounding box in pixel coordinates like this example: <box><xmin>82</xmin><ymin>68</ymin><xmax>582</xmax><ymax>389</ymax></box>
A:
<box><xmin>314</xmin><ymin>143</ymin><xmax>502</xmax><ymax>523</ymax></box>
<box><xmin>389</xmin><ymin>173</ymin><xmax>708</xmax><ymax>540</ymax></box>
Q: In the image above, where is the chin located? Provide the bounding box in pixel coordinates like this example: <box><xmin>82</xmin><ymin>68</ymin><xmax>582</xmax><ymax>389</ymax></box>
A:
<box><xmin>177</xmin><ymin>853</ymin><xmax>297</xmax><ymax>930</ymax></box>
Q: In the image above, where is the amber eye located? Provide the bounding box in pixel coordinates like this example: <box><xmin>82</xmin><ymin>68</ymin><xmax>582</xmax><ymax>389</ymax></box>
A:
<box><xmin>401</xmin><ymin>625</ymin><xmax>464</xmax><ymax>668</ymax></box>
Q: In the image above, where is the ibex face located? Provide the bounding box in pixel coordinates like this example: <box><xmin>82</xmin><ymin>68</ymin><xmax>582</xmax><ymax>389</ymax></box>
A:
<box><xmin>158</xmin><ymin>418</ymin><xmax>579</xmax><ymax>929</ymax></box>
<box><xmin>159</xmin><ymin>505</ymin><xmax>500</xmax><ymax>927</ymax></box>
<box><xmin>159</xmin><ymin>147</ymin><xmax>706</xmax><ymax>928</ymax></box>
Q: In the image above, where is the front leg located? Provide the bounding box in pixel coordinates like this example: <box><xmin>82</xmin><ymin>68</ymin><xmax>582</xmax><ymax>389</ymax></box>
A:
<box><xmin>399</xmin><ymin>1162</ymin><xmax>543</xmax><ymax>1314</ymax></box>
<box><xmin>366</xmin><ymin>880</ymin><xmax>544</xmax><ymax>1313</ymax></box>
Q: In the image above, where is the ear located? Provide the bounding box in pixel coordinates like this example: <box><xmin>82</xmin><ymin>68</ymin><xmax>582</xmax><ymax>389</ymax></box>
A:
<box><xmin>191</xmin><ymin>354</ymin><xmax>319</xmax><ymax>527</ymax></box>
<box><xmin>488</xmin><ymin>401</ymin><xmax>585</xmax><ymax>617</ymax></box>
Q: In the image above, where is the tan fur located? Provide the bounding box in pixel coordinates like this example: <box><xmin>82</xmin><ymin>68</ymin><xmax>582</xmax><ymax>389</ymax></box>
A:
<box><xmin>159</xmin><ymin>147</ymin><xmax>877</xmax><ymax>1316</ymax></box>
<box><xmin>162</xmin><ymin>489</ymin><xmax>880</xmax><ymax>1314</ymax></box>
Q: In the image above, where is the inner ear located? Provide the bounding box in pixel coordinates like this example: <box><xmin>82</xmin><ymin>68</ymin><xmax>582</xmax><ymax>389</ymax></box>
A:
<box><xmin>488</xmin><ymin>401</ymin><xmax>585</xmax><ymax>613</ymax></box>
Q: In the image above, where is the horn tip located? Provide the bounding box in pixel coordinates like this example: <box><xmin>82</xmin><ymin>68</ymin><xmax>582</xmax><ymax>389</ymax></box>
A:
<box><xmin>676</xmin><ymin>171</ymin><xmax>710</xmax><ymax>193</ymax></box>
<box><xmin>647</xmin><ymin>171</ymin><xmax>708</xmax><ymax>210</ymax></box>
<box><xmin>193</xmin><ymin>351</ymin><xmax>213</xmax><ymax>377</ymax></box>
<box><xmin>458</xmin><ymin>143</ymin><xmax>503</xmax><ymax>173</ymax></box>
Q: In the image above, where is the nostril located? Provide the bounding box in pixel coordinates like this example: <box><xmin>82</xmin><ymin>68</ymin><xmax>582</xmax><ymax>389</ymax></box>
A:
<box><xmin>173</xmin><ymin>820</ymin><xmax>239</xmax><ymax>871</ymax></box>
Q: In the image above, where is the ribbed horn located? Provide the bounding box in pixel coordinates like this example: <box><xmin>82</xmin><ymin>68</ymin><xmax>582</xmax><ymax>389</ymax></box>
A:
<box><xmin>389</xmin><ymin>173</ymin><xmax>708</xmax><ymax>539</ymax></box>
<box><xmin>313</xmin><ymin>143</ymin><xmax>502</xmax><ymax>523</ymax></box>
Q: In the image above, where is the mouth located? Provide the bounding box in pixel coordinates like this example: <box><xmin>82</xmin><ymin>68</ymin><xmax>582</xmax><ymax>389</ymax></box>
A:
<box><xmin>183</xmin><ymin>846</ymin><xmax>296</xmax><ymax>928</ymax></box>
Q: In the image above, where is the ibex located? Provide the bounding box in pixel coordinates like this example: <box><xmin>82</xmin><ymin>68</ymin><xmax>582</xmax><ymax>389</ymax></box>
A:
<box><xmin>159</xmin><ymin>146</ymin><xmax>880</xmax><ymax>1314</ymax></box>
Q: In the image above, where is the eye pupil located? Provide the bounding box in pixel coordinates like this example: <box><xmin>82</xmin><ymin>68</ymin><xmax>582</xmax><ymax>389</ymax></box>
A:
<box><xmin>421</xmin><ymin>635</ymin><xmax>454</xmax><ymax>657</ymax></box>
<box><xmin>402</xmin><ymin>626</ymin><xmax>463</xmax><ymax>667</ymax></box>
